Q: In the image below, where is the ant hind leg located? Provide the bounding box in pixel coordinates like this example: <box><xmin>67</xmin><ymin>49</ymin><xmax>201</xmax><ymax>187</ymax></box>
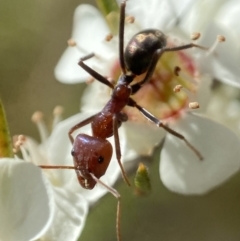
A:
<box><xmin>128</xmin><ymin>98</ymin><xmax>203</xmax><ymax>160</ymax></box>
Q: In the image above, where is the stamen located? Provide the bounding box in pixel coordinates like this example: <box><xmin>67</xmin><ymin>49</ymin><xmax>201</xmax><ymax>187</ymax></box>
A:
<box><xmin>31</xmin><ymin>111</ymin><xmax>49</xmax><ymax>143</ymax></box>
<box><xmin>191</xmin><ymin>32</ymin><xmax>201</xmax><ymax>41</ymax></box>
<box><xmin>52</xmin><ymin>106</ymin><xmax>64</xmax><ymax>128</ymax></box>
<box><xmin>207</xmin><ymin>35</ymin><xmax>226</xmax><ymax>56</ymax></box>
<box><xmin>13</xmin><ymin>135</ymin><xmax>32</xmax><ymax>163</ymax></box>
<box><xmin>173</xmin><ymin>84</ymin><xmax>183</xmax><ymax>93</ymax></box>
<box><xmin>189</xmin><ymin>101</ymin><xmax>200</xmax><ymax>109</ymax></box>
<box><xmin>67</xmin><ymin>38</ymin><xmax>77</xmax><ymax>47</ymax></box>
<box><xmin>125</xmin><ymin>16</ymin><xmax>135</xmax><ymax>24</ymax></box>
<box><xmin>13</xmin><ymin>135</ymin><xmax>26</xmax><ymax>153</ymax></box>
<box><xmin>105</xmin><ymin>33</ymin><xmax>113</xmax><ymax>42</ymax></box>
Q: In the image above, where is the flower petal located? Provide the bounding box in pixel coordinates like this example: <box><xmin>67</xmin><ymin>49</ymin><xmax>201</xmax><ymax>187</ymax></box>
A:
<box><xmin>181</xmin><ymin>0</ymin><xmax>226</xmax><ymax>33</ymax></box>
<box><xmin>22</xmin><ymin>137</ymin><xmax>47</xmax><ymax>165</ymax></box>
<box><xmin>54</xmin><ymin>4</ymin><xmax>111</xmax><ymax>83</ymax></box>
<box><xmin>188</xmin><ymin>74</ymin><xmax>212</xmax><ymax>113</ymax></box>
<box><xmin>46</xmin><ymin>112</ymin><xmax>94</xmax><ymax>188</ymax></box>
<box><xmin>0</xmin><ymin>159</ymin><xmax>54</xmax><ymax>241</ymax></box>
<box><xmin>81</xmin><ymin>81</ymin><xmax>110</xmax><ymax>113</ymax></box>
<box><xmin>124</xmin><ymin>121</ymin><xmax>165</xmax><ymax>158</ymax></box>
<box><xmin>217</xmin><ymin>0</ymin><xmax>240</xmax><ymax>39</ymax></box>
<box><xmin>198</xmin><ymin>21</ymin><xmax>240</xmax><ymax>88</ymax></box>
<box><xmin>160</xmin><ymin>113</ymin><xmax>240</xmax><ymax>194</ymax></box>
<box><xmin>122</xmin><ymin>0</ymin><xmax>195</xmax><ymax>31</ymax></box>
<box><xmin>40</xmin><ymin>187</ymin><xmax>88</xmax><ymax>241</ymax></box>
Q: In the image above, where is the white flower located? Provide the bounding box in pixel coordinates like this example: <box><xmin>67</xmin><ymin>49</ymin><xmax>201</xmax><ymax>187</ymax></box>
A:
<box><xmin>10</xmin><ymin>109</ymin><xmax>89</xmax><ymax>241</ymax></box>
<box><xmin>0</xmin><ymin>158</ymin><xmax>54</xmax><ymax>241</ymax></box>
<box><xmin>54</xmin><ymin>0</ymin><xmax>240</xmax><ymax>195</ymax></box>
<box><xmin>174</xmin><ymin>0</ymin><xmax>240</xmax><ymax>88</ymax></box>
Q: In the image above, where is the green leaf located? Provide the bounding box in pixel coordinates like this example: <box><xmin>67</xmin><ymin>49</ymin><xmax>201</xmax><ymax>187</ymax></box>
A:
<box><xmin>0</xmin><ymin>99</ymin><xmax>13</xmax><ymax>158</ymax></box>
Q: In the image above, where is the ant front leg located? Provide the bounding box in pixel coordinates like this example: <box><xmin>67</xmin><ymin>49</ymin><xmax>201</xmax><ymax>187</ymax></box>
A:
<box><xmin>128</xmin><ymin>98</ymin><xmax>203</xmax><ymax>160</ymax></box>
<box><xmin>78</xmin><ymin>53</ymin><xmax>114</xmax><ymax>89</ymax></box>
<box><xmin>131</xmin><ymin>43</ymin><xmax>208</xmax><ymax>94</ymax></box>
<box><xmin>113</xmin><ymin>113</ymin><xmax>131</xmax><ymax>186</ymax></box>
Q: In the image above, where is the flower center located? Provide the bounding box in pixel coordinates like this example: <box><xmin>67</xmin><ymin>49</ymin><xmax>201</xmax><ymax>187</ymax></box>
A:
<box><xmin>110</xmin><ymin>50</ymin><xmax>197</xmax><ymax>123</ymax></box>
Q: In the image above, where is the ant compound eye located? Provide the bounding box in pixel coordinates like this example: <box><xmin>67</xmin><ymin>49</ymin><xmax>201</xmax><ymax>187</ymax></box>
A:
<box><xmin>71</xmin><ymin>149</ymin><xmax>75</xmax><ymax>156</ymax></box>
<box><xmin>98</xmin><ymin>156</ymin><xmax>104</xmax><ymax>163</ymax></box>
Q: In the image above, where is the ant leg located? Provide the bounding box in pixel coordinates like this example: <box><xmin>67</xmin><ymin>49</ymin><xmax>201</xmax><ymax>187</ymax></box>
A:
<box><xmin>119</xmin><ymin>1</ymin><xmax>127</xmax><ymax>74</ymax></box>
<box><xmin>128</xmin><ymin>98</ymin><xmax>203</xmax><ymax>160</ymax></box>
<box><xmin>89</xmin><ymin>173</ymin><xmax>122</xmax><ymax>241</ymax></box>
<box><xmin>78</xmin><ymin>53</ymin><xmax>114</xmax><ymax>89</ymax></box>
<box><xmin>113</xmin><ymin>114</ymin><xmax>131</xmax><ymax>186</ymax></box>
<box><xmin>39</xmin><ymin>165</ymin><xmax>76</xmax><ymax>169</ymax></box>
<box><xmin>68</xmin><ymin>114</ymin><xmax>97</xmax><ymax>143</ymax></box>
<box><xmin>131</xmin><ymin>43</ymin><xmax>208</xmax><ymax>94</ymax></box>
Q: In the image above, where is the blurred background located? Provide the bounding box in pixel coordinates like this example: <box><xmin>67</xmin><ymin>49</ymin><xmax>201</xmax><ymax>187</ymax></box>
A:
<box><xmin>0</xmin><ymin>0</ymin><xmax>95</xmax><ymax>138</ymax></box>
<box><xmin>1</xmin><ymin>0</ymin><xmax>240</xmax><ymax>240</ymax></box>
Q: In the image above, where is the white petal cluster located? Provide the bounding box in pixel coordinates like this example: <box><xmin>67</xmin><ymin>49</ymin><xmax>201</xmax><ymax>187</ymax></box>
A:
<box><xmin>54</xmin><ymin>0</ymin><xmax>240</xmax><ymax>195</ymax></box>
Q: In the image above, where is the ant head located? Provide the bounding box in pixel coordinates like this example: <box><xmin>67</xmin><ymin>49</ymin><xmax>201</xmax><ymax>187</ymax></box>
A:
<box><xmin>124</xmin><ymin>29</ymin><xmax>167</xmax><ymax>75</ymax></box>
<box><xmin>72</xmin><ymin>134</ymin><xmax>113</xmax><ymax>189</ymax></box>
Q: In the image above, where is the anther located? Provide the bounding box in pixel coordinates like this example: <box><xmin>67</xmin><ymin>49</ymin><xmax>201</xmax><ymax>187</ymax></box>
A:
<box><xmin>31</xmin><ymin>111</ymin><xmax>44</xmax><ymax>123</ymax></box>
<box><xmin>207</xmin><ymin>35</ymin><xmax>226</xmax><ymax>56</ymax></box>
<box><xmin>191</xmin><ymin>32</ymin><xmax>201</xmax><ymax>41</ymax></box>
<box><xmin>67</xmin><ymin>38</ymin><xmax>90</xmax><ymax>55</ymax></box>
<box><xmin>217</xmin><ymin>35</ymin><xmax>226</xmax><ymax>42</ymax></box>
<box><xmin>31</xmin><ymin>111</ymin><xmax>49</xmax><ymax>142</ymax></box>
<box><xmin>13</xmin><ymin>135</ymin><xmax>26</xmax><ymax>153</ymax></box>
<box><xmin>174</xmin><ymin>66</ymin><xmax>181</xmax><ymax>76</ymax></box>
<box><xmin>67</xmin><ymin>39</ymin><xmax>77</xmax><ymax>47</ymax></box>
<box><xmin>189</xmin><ymin>101</ymin><xmax>200</xmax><ymax>109</ymax></box>
<box><xmin>53</xmin><ymin>106</ymin><xmax>64</xmax><ymax>116</ymax></box>
<box><xmin>105</xmin><ymin>33</ymin><xmax>113</xmax><ymax>42</ymax></box>
<box><xmin>125</xmin><ymin>16</ymin><xmax>135</xmax><ymax>24</ymax></box>
<box><xmin>173</xmin><ymin>84</ymin><xmax>183</xmax><ymax>93</ymax></box>
<box><xmin>53</xmin><ymin>106</ymin><xmax>64</xmax><ymax>128</ymax></box>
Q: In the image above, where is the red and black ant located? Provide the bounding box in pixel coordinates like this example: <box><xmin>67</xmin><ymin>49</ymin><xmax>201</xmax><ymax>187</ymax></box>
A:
<box><xmin>40</xmin><ymin>1</ymin><xmax>207</xmax><ymax>240</ymax></box>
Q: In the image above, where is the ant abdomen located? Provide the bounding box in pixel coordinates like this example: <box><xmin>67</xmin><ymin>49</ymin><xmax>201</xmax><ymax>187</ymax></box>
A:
<box><xmin>72</xmin><ymin>134</ymin><xmax>113</xmax><ymax>189</ymax></box>
<box><xmin>124</xmin><ymin>29</ymin><xmax>167</xmax><ymax>75</ymax></box>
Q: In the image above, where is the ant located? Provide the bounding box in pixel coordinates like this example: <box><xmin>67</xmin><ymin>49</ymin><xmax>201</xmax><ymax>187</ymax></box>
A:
<box><xmin>40</xmin><ymin>1</ymin><xmax>207</xmax><ymax>240</ymax></box>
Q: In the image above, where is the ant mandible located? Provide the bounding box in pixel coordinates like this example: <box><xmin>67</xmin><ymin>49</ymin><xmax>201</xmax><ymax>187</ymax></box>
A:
<box><xmin>40</xmin><ymin>1</ymin><xmax>207</xmax><ymax>240</ymax></box>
